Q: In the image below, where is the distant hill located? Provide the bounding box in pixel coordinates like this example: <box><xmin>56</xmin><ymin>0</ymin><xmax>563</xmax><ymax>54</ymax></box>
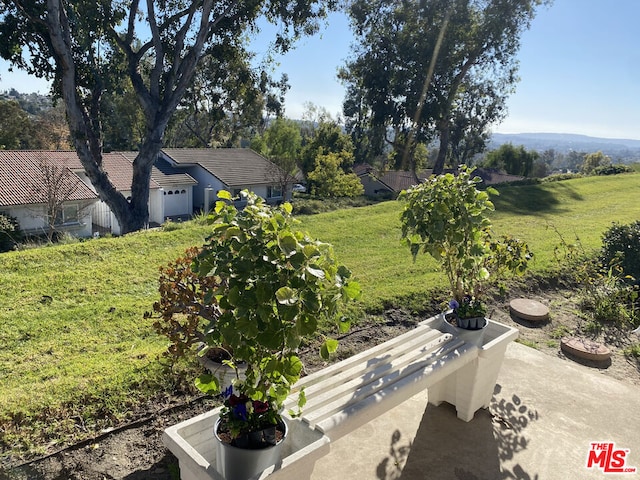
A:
<box><xmin>489</xmin><ymin>133</ymin><xmax>640</xmax><ymax>162</ymax></box>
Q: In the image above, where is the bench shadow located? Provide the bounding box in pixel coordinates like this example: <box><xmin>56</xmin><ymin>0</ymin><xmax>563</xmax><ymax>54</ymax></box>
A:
<box><xmin>376</xmin><ymin>384</ymin><xmax>540</xmax><ymax>480</ymax></box>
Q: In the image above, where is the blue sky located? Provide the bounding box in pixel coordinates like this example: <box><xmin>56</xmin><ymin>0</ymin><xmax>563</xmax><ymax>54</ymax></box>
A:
<box><xmin>2</xmin><ymin>0</ymin><xmax>639</xmax><ymax>140</ymax></box>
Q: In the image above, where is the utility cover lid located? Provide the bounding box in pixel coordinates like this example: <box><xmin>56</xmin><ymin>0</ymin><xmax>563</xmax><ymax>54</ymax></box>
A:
<box><xmin>509</xmin><ymin>298</ymin><xmax>550</xmax><ymax>322</ymax></box>
<box><xmin>561</xmin><ymin>337</ymin><xmax>611</xmax><ymax>362</ymax></box>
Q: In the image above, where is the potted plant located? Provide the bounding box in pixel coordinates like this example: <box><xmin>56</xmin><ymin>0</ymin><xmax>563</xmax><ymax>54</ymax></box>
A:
<box><xmin>399</xmin><ymin>165</ymin><xmax>532</xmax><ymax>333</ymax></box>
<box><xmin>151</xmin><ymin>190</ymin><xmax>360</xmax><ymax>479</ymax></box>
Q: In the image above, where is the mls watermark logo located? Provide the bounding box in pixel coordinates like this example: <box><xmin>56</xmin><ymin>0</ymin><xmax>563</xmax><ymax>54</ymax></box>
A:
<box><xmin>587</xmin><ymin>442</ymin><xmax>637</xmax><ymax>474</ymax></box>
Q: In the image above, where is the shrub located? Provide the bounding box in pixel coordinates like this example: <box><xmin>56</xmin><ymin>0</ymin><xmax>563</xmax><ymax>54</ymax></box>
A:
<box><xmin>601</xmin><ymin>221</ymin><xmax>640</xmax><ymax>282</ymax></box>
<box><xmin>593</xmin><ymin>164</ymin><xmax>633</xmax><ymax>176</ymax></box>
<box><xmin>0</xmin><ymin>212</ymin><xmax>22</xmax><ymax>252</ymax></box>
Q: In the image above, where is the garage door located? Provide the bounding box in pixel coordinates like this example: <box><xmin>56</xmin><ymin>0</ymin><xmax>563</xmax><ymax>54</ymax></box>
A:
<box><xmin>164</xmin><ymin>189</ymin><xmax>189</xmax><ymax>217</ymax></box>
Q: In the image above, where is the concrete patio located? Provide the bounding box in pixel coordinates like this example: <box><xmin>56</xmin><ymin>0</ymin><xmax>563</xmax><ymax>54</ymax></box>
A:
<box><xmin>309</xmin><ymin>342</ymin><xmax>640</xmax><ymax>480</ymax></box>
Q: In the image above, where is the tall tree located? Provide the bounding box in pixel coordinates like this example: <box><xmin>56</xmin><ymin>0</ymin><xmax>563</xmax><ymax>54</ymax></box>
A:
<box><xmin>341</xmin><ymin>0</ymin><xmax>547</xmax><ymax>174</ymax></box>
<box><xmin>482</xmin><ymin>142</ymin><xmax>539</xmax><ymax>176</ymax></box>
<box><xmin>251</xmin><ymin>116</ymin><xmax>302</xmax><ymax>195</ymax></box>
<box><xmin>0</xmin><ymin>99</ymin><xmax>34</xmax><ymax>149</ymax></box>
<box><xmin>0</xmin><ymin>0</ymin><xmax>332</xmax><ymax>233</ymax></box>
<box><xmin>581</xmin><ymin>151</ymin><xmax>611</xmax><ymax>174</ymax></box>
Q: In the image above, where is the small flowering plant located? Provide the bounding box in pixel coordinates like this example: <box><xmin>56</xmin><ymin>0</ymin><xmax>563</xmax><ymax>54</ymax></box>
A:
<box><xmin>217</xmin><ymin>385</ymin><xmax>282</xmax><ymax>447</ymax></box>
<box><xmin>155</xmin><ymin>191</ymin><xmax>362</xmax><ymax>448</ymax></box>
<box><xmin>449</xmin><ymin>295</ymin><xmax>486</xmax><ymax>320</ymax></box>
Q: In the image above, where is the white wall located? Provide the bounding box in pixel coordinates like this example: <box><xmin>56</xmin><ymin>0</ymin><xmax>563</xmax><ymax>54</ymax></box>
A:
<box><xmin>4</xmin><ymin>202</ymin><xmax>93</xmax><ymax>238</ymax></box>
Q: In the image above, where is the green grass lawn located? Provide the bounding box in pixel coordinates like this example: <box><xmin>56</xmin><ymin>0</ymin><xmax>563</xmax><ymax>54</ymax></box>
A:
<box><xmin>1</xmin><ymin>172</ymin><xmax>639</xmax><ymax>459</ymax></box>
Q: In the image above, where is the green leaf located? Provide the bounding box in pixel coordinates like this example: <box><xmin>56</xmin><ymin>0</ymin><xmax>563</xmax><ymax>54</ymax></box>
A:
<box><xmin>297</xmin><ymin>315</ymin><xmax>317</xmax><ymax>335</ymax></box>
<box><xmin>338</xmin><ymin>316</ymin><xmax>351</xmax><ymax>333</ymax></box>
<box><xmin>195</xmin><ymin>374</ymin><xmax>220</xmax><ymax>395</ymax></box>
<box><xmin>278</xmin><ymin>233</ymin><xmax>298</xmax><ymax>257</ymax></box>
<box><xmin>306</xmin><ymin>265</ymin><xmax>325</xmax><ymax>279</ymax></box>
<box><xmin>276</xmin><ymin>286</ymin><xmax>298</xmax><ymax>305</ymax></box>
<box><xmin>302</xmin><ymin>244</ymin><xmax>320</xmax><ymax>258</ymax></box>
<box><xmin>301</xmin><ymin>289</ymin><xmax>321</xmax><ymax>312</ymax></box>
<box><xmin>217</xmin><ymin>190</ymin><xmax>232</xmax><ymax>200</ymax></box>
<box><xmin>320</xmin><ymin>338</ymin><xmax>339</xmax><ymax>360</ymax></box>
<box><xmin>214</xmin><ymin>200</ymin><xmax>226</xmax><ymax>213</ymax></box>
<box><xmin>342</xmin><ymin>280</ymin><xmax>361</xmax><ymax>300</ymax></box>
<box><xmin>478</xmin><ymin>267</ymin><xmax>490</xmax><ymax>280</ymax></box>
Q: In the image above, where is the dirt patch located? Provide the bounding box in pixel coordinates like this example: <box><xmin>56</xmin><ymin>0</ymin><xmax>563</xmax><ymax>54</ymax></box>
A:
<box><xmin>2</xmin><ymin>287</ymin><xmax>639</xmax><ymax>480</ymax></box>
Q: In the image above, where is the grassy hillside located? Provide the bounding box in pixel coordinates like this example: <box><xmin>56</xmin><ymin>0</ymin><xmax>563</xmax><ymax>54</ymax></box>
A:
<box><xmin>1</xmin><ymin>173</ymin><xmax>639</xmax><ymax>459</ymax></box>
<box><xmin>299</xmin><ymin>173</ymin><xmax>640</xmax><ymax>309</ymax></box>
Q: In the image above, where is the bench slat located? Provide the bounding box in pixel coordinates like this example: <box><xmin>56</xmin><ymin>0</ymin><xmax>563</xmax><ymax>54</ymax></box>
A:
<box><xmin>289</xmin><ymin>324</ymin><xmax>446</xmax><ymax>395</ymax></box>
<box><xmin>301</xmin><ymin>335</ymin><xmax>466</xmax><ymax>427</ymax></box>
<box><xmin>298</xmin><ymin>332</ymin><xmax>461</xmax><ymax>414</ymax></box>
<box><xmin>313</xmin><ymin>342</ymin><xmax>476</xmax><ymax>439</ymax></box>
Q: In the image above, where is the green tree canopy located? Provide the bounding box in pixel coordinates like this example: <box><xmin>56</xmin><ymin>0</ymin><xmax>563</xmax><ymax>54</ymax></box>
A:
<box><xmin>307</xmin><ymin>151</ymin><xmax>363</xmax><ymax>198</ymax></box>
<box><xmin>0</xmin><ymin>0</ymin><xmax>333</xmax><ymax>233</ymax></box>
<box><xmin>251</xmin><ymin>116</ymin><xmax>302</xmax><ymax>194</ymax></box>
<box><xmin>340</xmin><ymin>0</ymin><xmax>548</xmax><ymax>173</ymax></box>
<box><xmin>0</xmin><ymin>99</ymin><xmax>34</xmax><ymax>149</ymax></box>
<box><xmin>300</xmin><ymin>119</ymin><xmax>354</xmax><ymax>176</ymax></box>
<box><xmin>581</xmin><ymin>151</ymin><xmax>612</xmax><ymax>174</ymax></box>
<box><xmin>482</xmin><ymin>143</ymin><xmax>540</xmax><ymax>177</ymax></box>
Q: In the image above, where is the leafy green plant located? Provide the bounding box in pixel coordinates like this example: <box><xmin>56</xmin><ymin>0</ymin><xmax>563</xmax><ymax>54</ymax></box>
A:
<box><xmin>623</xmin><ymin>343</ymin><xmax>640</xmax><ymax>359</ymax></box>
<box><xmin>553</xmin><ymin>226</ymin><xmax>640</xmax><ymax>330</ymax></box>
<box><xmin>601</xmin><ymin>221</ymin><xmax>640</xmax><ymax>283</ymax></box>
<box><xmin>516</xmin><ymin>338</ymin><xmax>539</xmax><ymax>349</ymax></box>
<box><xmin>399</xmin><ymin>166</ymin><xmax>532</xmax><ymax>319</ymax></box>
<box><xmin>153</xmin><ymin>190</ymin><xmax>361</xmax><ymax>443</ymax></box>
<box><xmin>0</xmin><ymin>211</ymin><xmax>22</xmax><ymax>252</ymax></box>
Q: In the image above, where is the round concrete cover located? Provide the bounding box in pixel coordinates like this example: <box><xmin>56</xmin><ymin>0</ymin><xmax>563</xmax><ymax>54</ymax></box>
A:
<box><xmin>561</xmin><ymin>337</ymin><xmax>611</xmax><ymax>362</ymax></box>
<box><xmin>509</xmin><ymin>298</ymin><xmax>550</xmax><ymax>322</ymax></box>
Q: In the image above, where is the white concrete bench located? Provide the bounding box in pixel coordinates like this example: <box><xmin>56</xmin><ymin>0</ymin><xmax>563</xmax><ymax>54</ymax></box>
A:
<box><xmin>285</xmin><ymin>316</ymin><xmax>476</xmax><ymax>440</ymax></box>
<box><xmin>163</xmin><ymin>315</ymin><xmax>518</xmax><ymax>479</ymax></box>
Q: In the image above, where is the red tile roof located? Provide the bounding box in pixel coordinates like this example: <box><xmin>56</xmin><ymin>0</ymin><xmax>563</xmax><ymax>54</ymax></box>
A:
<box><xmin>0</xmin><ymin>151</ymin><xmax>96</xmax><ymax>207</ymax></box>
<box><xmin>0</xmin><ymin>150</ymin><xmax>161</xmax><ymax>207</ymax></box>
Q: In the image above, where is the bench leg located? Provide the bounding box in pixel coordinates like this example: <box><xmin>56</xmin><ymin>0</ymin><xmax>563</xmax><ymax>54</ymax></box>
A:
<box><xmin>428</xmin><ymin>343</ymin><xmax>510</xmax><ymax>422</ymax></box>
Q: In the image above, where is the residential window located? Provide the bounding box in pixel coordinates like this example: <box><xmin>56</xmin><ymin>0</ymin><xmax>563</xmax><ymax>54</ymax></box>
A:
<box><xmin>55</xmin><ymin>204</ymin><xmax>79</xmax><ymax>225</ymax></box>
<box><xmin>232</xmin><ymin>188</ymin><xmax>242</xmax><ymax>197</ymax></box>
<box><xmin>267</xmin><ymin>185</ymin><xmax>283</xmax><ymax>199</ymax></box>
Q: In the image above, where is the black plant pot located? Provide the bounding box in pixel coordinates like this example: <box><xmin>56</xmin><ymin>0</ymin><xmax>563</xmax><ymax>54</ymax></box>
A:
<box><xmin>214</xmin><ymin>418</ymin><xmax>287</xmax><ymax>480</ymax></box>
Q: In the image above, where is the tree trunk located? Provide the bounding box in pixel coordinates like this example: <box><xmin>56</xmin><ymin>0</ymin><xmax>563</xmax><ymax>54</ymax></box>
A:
<box><xmin>432</xmin><ymin>122</ymin><xmax>451</xmax><ymax>175</ymax></box>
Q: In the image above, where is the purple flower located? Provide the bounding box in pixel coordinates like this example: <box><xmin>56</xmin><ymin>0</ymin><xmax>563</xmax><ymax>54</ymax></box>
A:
<box><xmin>222</xmin><ymin>385</ymin><xmax>233</xmax><ymax>399</ymax></box>
<box><xmin>232</xmin><ymin>402</ymin><xmax>248</xmax><ymax>421</ymax></box>
<box><xmin>449</xmin><ymin>299</ymin><xmax>459</xmax><ymax>310</ymax></box>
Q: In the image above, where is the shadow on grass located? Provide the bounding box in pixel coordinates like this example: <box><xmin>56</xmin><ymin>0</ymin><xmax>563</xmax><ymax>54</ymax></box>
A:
<box><xmin>375</xmin><ymin>385</ymin><xmax>539</xmax><ymax>480</ymax></box>
<box><xmin>493</xmin><ymin>182</ymin><xmax>583</xmax><ymax>216</ymax></box>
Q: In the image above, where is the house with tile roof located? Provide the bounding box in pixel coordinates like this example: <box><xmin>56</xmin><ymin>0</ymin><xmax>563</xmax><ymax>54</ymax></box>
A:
<box><xmin>355</xmin><ymin>164</ymin><xmax>421</xmax><ymax>198</ymax></box>
<box><xmin>0</xmin><ymin>150</ymin><xmax>97</xmax><ymax>237</ymax></box>
<box><xmin>158</xmin><ymin>148</ymin><xmax>291</xmax><ymax>211</ymax></box>
<box><xmin>1</xmin><ymin>148</ymin><xmax>290</xmax><ymax>239</ymax></box>
<box><xmin>0</xmin><ymin>150</ymin><xmax>184</xmax><ymax>237</ymax></box>
<box><xmin>120</xmin><ymin>152</ymin><xmax>197</xmax><ymax>219</ymax></box>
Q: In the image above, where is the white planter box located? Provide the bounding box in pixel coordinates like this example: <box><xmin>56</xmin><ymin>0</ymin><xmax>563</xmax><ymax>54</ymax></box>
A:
<box><xmin>163</xmin><ymin>316</ymin><xmax>517</xmax><ymax>478</ymax></box>
<box><xmin>427</xmin><ymin>315</ymin><xmax>519</xmax><ymax>421</ymax></box>
<box><xmin>163</xmin><ymin>408</ymin><xmax>330</xmax><ymax>480</ymax></box>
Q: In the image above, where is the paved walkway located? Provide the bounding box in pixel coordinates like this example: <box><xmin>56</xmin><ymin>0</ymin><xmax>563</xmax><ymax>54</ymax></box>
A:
<box><xmin>310</xmin><ymin>342</ymin><xmax>640</xmax><ymax>480</ymax></box>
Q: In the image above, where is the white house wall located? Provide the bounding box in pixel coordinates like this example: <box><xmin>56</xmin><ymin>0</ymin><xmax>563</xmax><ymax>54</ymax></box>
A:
<box><xmin>4</xmin><ymin>202</ymin><xmax>93</xmax><ymax>238</ymax></box>
<box><xmin>149</xmin><ymin>189</ymin><xmax>164</xmax><ymax>225</ymax></box>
